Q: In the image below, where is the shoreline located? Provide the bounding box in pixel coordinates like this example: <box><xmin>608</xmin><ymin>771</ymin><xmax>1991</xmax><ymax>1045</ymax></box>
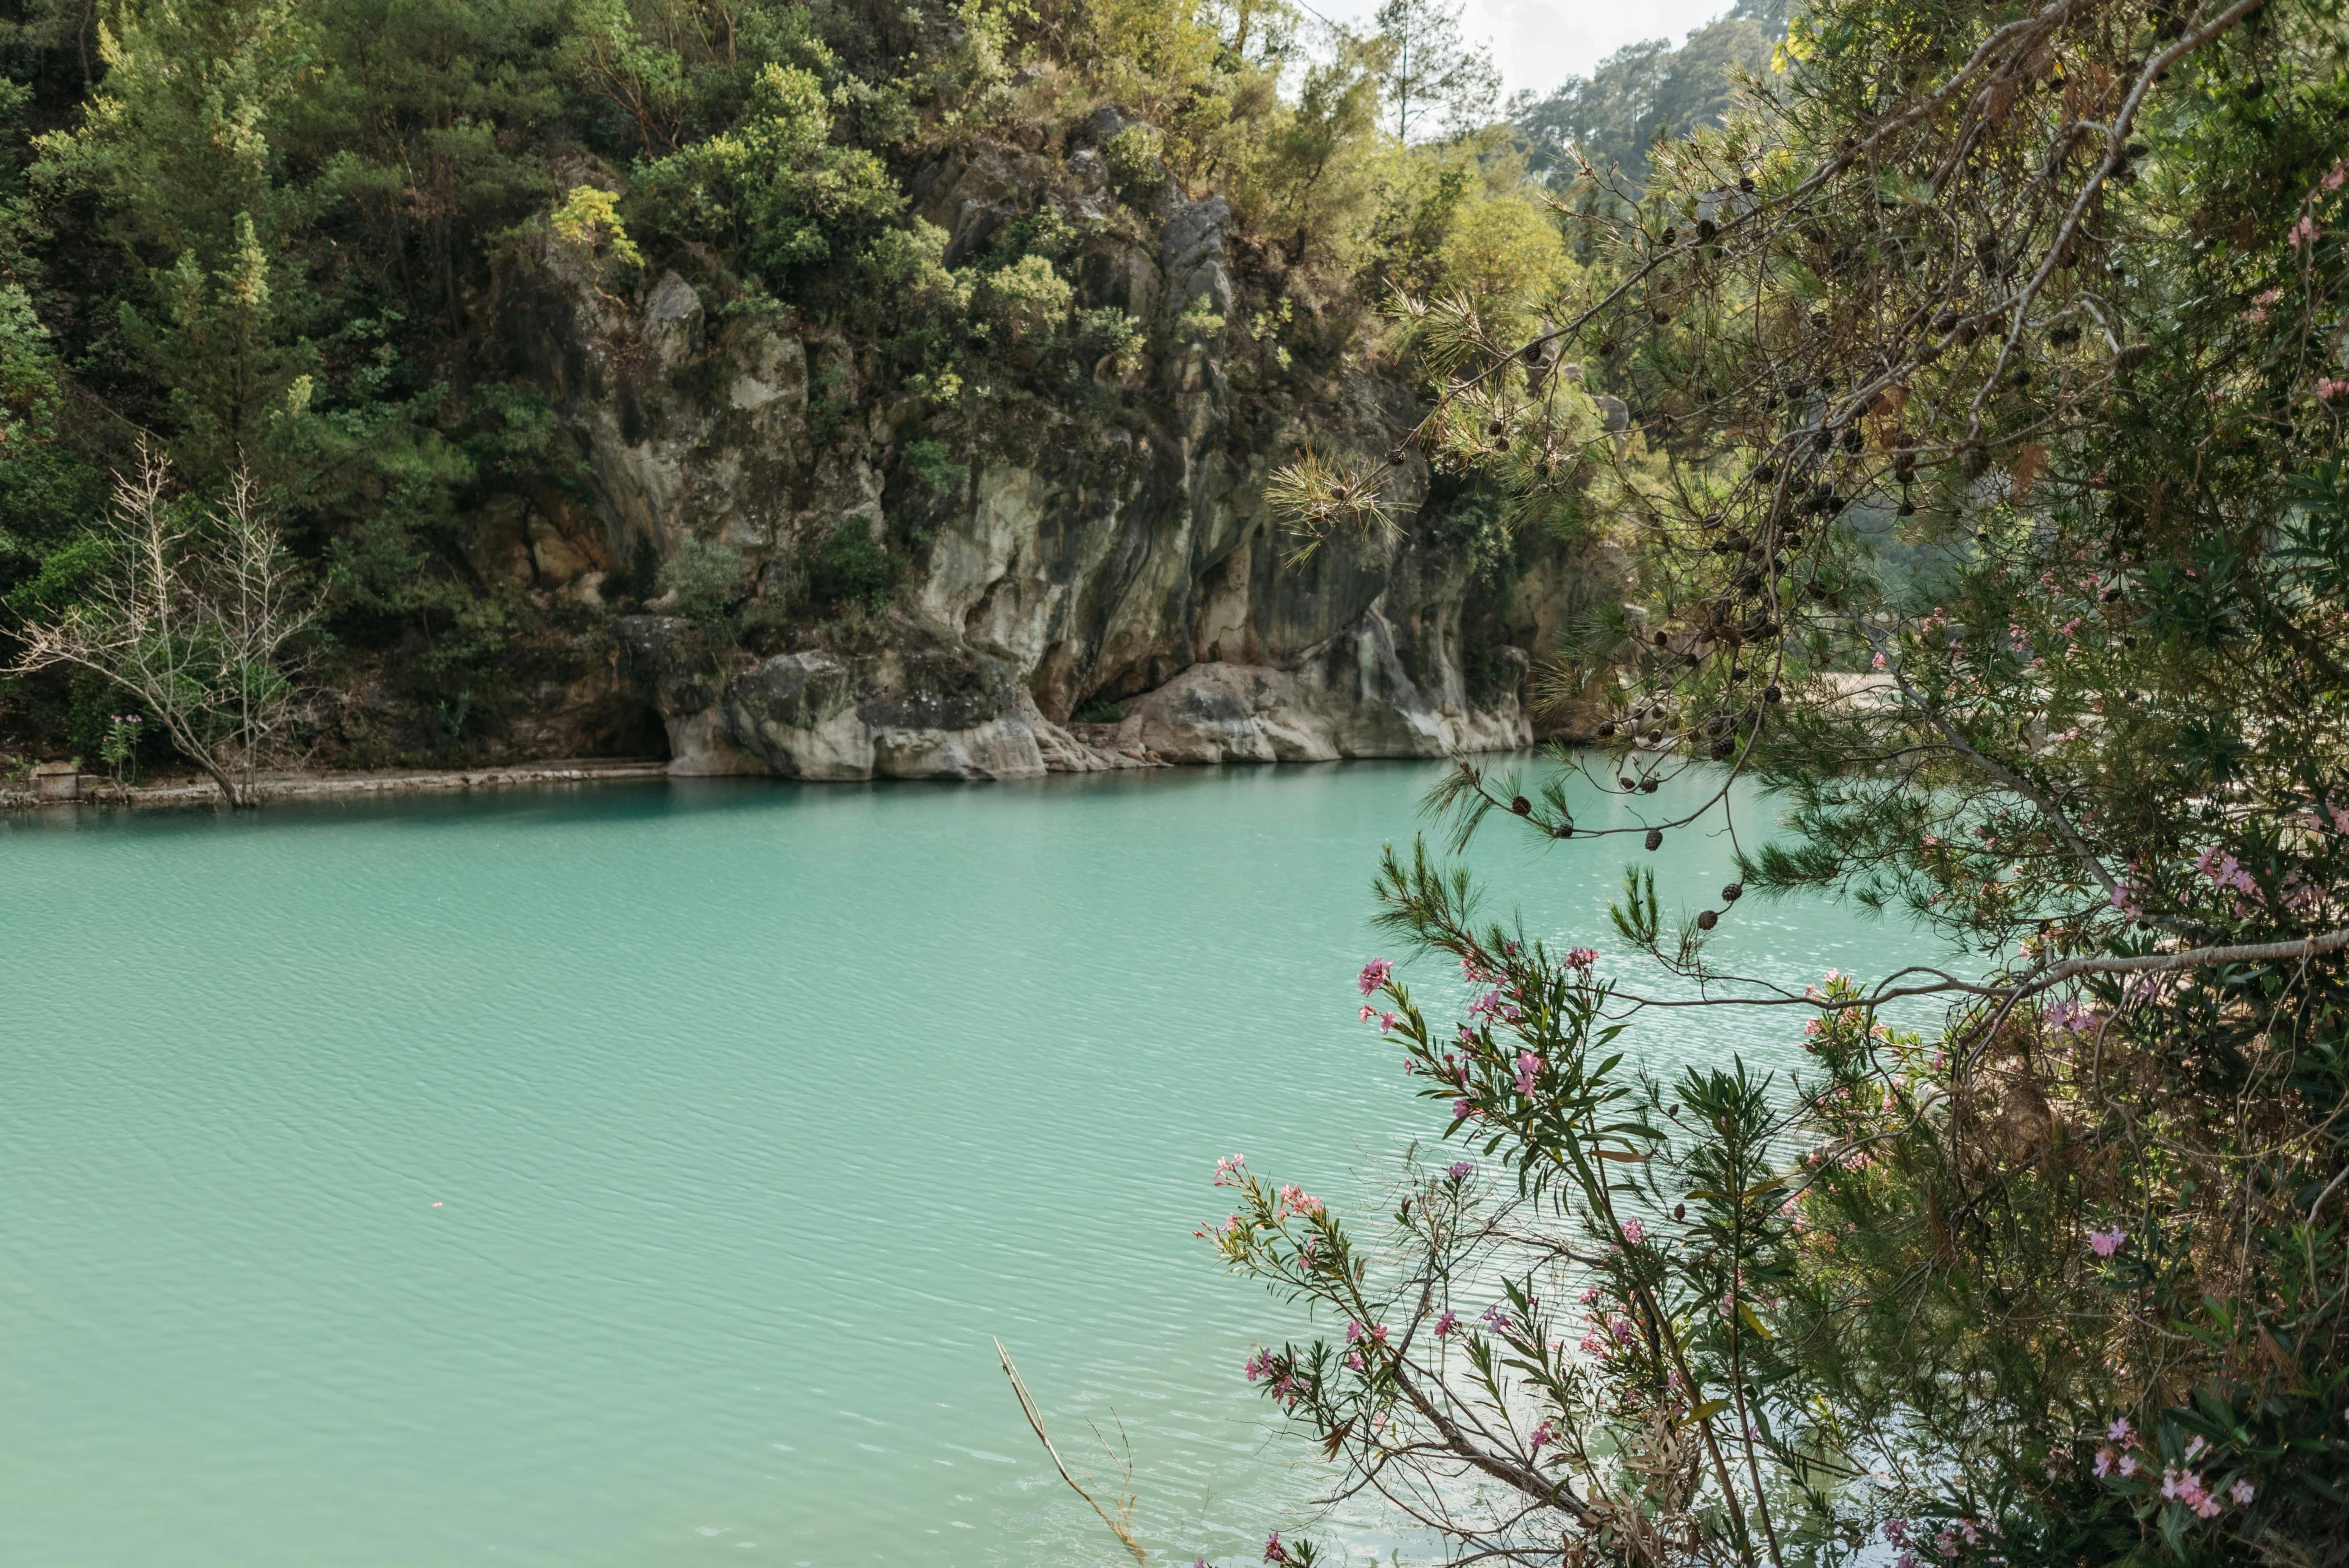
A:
<box><xmin>5</xmin><ymin>757</ymin><xmax>675</xmax><ymax>811</ymax></box>
<box><xmin>5</xmin><ymin>748</ymin><xmax>1565</xmax><ymax>812</ymax></box>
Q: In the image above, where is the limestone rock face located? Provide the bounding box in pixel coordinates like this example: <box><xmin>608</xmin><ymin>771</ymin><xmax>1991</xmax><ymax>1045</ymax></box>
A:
<box><xmin>492</xmin><ymin>132</ymin><xmax>1618</xmax><ymax>782</ymax></box>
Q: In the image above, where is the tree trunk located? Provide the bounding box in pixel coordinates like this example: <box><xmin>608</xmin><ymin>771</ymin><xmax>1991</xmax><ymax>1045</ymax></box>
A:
<box><xmin>199</xmin><ymin>753</ymin><xmax>253</xmax><ymax>809</ymax></box>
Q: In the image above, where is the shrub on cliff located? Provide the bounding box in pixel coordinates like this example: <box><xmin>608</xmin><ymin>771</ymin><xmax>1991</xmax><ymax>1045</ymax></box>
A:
<box><xmin>656</xmin><ymin>536</ymin><xmax>745</xmax><ymax>621</ymax></box>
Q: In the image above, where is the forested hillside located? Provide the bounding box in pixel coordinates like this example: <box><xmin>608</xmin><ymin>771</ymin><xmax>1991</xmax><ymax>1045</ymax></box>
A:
<box><xmin>0</xmin><ymin>0</ymin><xmax>1755</xmax><ymax>781</ymax></box>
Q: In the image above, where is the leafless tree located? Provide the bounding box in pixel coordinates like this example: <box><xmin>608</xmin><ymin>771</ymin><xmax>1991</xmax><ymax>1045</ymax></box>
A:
<box><xmin>11</xmin><ymin>445</ymin><xmax>321</xmax><ymax>808</ymax></box>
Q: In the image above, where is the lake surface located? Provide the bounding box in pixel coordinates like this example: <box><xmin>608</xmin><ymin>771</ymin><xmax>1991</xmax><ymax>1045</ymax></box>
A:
<box><xmin>0</xmin><ymin>760</ymin><xmax>1940</xmax><ymax>1566</ymax></box>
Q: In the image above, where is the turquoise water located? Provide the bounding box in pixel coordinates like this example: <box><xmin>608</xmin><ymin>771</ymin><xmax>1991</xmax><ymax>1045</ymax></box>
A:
<box><xmin>0</xmin><ymin>762</ymin><xmax>1938</xmax><ymax>1565</ymax></box>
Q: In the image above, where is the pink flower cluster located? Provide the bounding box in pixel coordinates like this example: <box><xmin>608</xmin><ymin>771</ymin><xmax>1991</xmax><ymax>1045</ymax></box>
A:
<box><xmin>1565</xmin><ymin>947</ymin><xmax>1598</xmax><ymax>969</ymax></box>
<box><xmin>2318</xmin><ymin>376</ymin><xmax>2348</xmax><ymax>403</ymax></box>
<box><xmin>2196</xmin><ymin>845</ymin><xmax>2258</xmax><ymax>900</ymax></box>
<box><xmin>1885</xmin><ymin>1511</ymin><xmax>2000</xmax><ymax>1560</ymax></box>
<box><xmin>1576</xmin><ymin>1306</ymin><xmax>1640</xmax><ymax>1357</ymax></box>
<box><xmin>1214</xmin><ymin>1154</ymin><xmax>1248</xmax><ymax>1187</ymax></box>
<box><xmin>2089</xmin><ymin>1226</ymin><xmax>2128</xmax><ymax>1257</ymax></box>
<box><xmin>2092</xmin><ymin>1414</ymin><xmax>2252</xmax><ymax>1518</ymax></box>
<box><xmin>1275</xmin><ymin>1185</ymin><xmax>1325</xmax><ymax>1221</ymax></box>
<box><xmin>1934</xmin><ymin>1517</ymin><xmax>1995</xmax><ymax>1556</ymax></box>
<box><xmin>2159</xmin><ymin>1466</ymin><xmax>2242</xmax><ymax>1518</ymax></box>
<box><xmin>1357</xmin><ymin>958</ymin><xmax>1392</xmax><ymax>995</ymax></box>
<box><xmin>1468</xmin><ymin>987</ymin><xmax>1520</xmax><ymax>1025</ymax></box>
<box><xmin>1515</xmin><ymin>1051</ymin><xmax>1545</xmax><ymax>1095</ymax></box>
<box><xmin>2044</xmin><ymin>998</ymin><xmax>2100</xmax><ymax>1034</ymax></box>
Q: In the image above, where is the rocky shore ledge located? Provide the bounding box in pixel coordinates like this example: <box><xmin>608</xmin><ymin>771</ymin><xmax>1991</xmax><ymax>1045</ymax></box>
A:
<box><xmin>4</xmin><ymin>758</ymin><xmax>673</xmax><ymax>810</ymax></box>
<box><xmin>6</xmin><ymin>716</ymin><xmax>1542</xmax><ymax>809</ymax></box>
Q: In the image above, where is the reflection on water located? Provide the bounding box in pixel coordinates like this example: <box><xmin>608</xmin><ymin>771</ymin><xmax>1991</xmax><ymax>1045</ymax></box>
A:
<box><xmin>0</xmin><ymin>761</ymin><xmax>1940</xmax><ymax>1565</ymax></box>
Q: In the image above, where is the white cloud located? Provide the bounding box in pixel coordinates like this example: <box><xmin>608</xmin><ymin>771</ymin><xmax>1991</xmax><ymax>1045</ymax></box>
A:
<box><xmin>1308</xmin><ymin>0</ymin><xmax>1734</xmax><ymax>101</ymax></box>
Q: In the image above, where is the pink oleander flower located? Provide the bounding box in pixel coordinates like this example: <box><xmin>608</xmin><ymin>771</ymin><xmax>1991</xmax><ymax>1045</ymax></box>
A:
<box><xmin>2090</xmin><ymin>1226</ymin><xmax>2128</xmax><ymax>1257</ymax></box>
<box><xmin>2232</xmin><ymin>1478</ymin><xmax>2255</xmax><ymax>1505</ymax></box>
<box><xmin>1620</xmin><ymin>1219</ymin><xmax>1644</xmax><ymax>1244</ymax></box>
<box><xmin>2196</xmin><ymin>846</ymin><xmax>2258</xmax><ymax>896</ymax></box>
<box><xmin>2109</xmin><ymin>1417</ymin><xmax>2132</xmax><ymax>1444</ymax></box>
<box><xmin>2185</xmin><ymin>1435</ymin><xmax>2207</xmax><ymax>1461</ymax></box>
<box><xmin>1565</xmin><ymin>946</ymin><xmax>1598</xmax><ymax>968</ymax></box>
<box><xmin>2045</xmin><ymin>998</ymin><xmax>2099</xmax><ymax>1034</ymax></box>
<box><xmin>2327</xmin><ymin>160</ymin><xmax>2349</xmax><ymax>191</ymax></box>
<box><xmin>2289</xmin><ymin>213</ymin><xmax>2319</xmax><ymax>247</ymax></box>
<box><xmin>1482</xmin><ymin>1303</ymin><xmax>1511</xmax><ymax>1332</ymax></box>
<box><xmin>1529</xmin><ymin>1421</ymin><xmax>1554</xmax><ymax>1451</ymax></box>
<box><xmin>1357</xmin><ymin>958</ymin><xmax>1392</xmax><ymax>995</ymax></box>
<box><xmin>1446</xmin><ymin>1160</ymin><xmax>1473</xmax><ymax>1180</ymax></box>
<box><xmin>1377</xmin><ymin>1011</ymin><xmax>1398</xmax><ymax>1033</ymax></box>
<box><xmin>1244</xmin><ymin>1350</ymin><xmax>1272</xmax><ymax>1382</ymax></box>
<box><xmin>1515</xmin><ymin>1051</ymin><xmax>1543</xmax><ymax>1095</ymax></box>
<box><xmin>1452</xmin><ymin>1097</ymin><xmax>1476</xmax><ymax>1121</ymax></box>
<box><xmin>2318</xmin><ymin>376</ymin><xmax>2349</xmax><ymax>403</ymax></box>
<box><xmin>1359</xmin><ymin>1004</ymin><xmax>1376</xmax><ymax>1021</ymax></box>
<box><xmin>1214</xmin><ymin>1154</ymin><xmax>1247</xmax><ymax>1186</ymax></box>
<box><xmin>1264</xmin><ymin>1530</ymin><xmax>1289</xmax><ymax>1563</ymax></box>
<box><xmin>1276</xmin><ymin>1185</ymin><xmax>1324</xmax><ymax>1219</ymax></box>
<box><xmin>2094</xmin><ymin>1447</ymin><xmax>2114</xmax><ymax>1477</ymax></box>
<box><xmin>2119</xmin><ymin>1452</ymin><xmax>2139</xmax><ymax>1477</ymax></box>
<box><xmin>1434</xmin><ymin>1309</ymin><xmax>1458</xmax><ymax>1336</ymax></box>
<box><xmin>1872</xmin><ymin>651</ymin><xmax>1888</xmax><ymax>670</ymax></box>
<box><xmin>1578</xmin><ymin>1285</ymin><xmax>1601</xmax><ymax>1304</ymax></box>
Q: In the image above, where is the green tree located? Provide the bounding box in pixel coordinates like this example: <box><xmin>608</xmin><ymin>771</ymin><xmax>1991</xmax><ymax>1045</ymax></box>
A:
<box><xmin>32</xmin><ymin>0</ymin><xmax>321</xmax><ymax>471</ymax></box>
<box><xmin>1372</xmin><ymin>0</ymin><xmax>1498</xmax><ymax>142</ymax></box>
<box><xmin>1252</xmin><ymin>0</ymin><xmax>2349</xmax><ymax>1560</ymax></box>
<box><xmin>1514</xmin><ymin>17</ymin><xmax>1770</xmax><ymax>187</ymax></box>
<box><xmin>631</xmin><ymin>57</ymin><xmax>901</xmax><ymax>281</ymax></box>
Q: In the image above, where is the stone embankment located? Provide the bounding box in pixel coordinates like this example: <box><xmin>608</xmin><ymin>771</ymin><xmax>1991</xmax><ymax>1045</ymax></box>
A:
<box><xmin>3</xmin><ymin>758</ymin><xmax>672</xmax><ymax>811</ymax></box>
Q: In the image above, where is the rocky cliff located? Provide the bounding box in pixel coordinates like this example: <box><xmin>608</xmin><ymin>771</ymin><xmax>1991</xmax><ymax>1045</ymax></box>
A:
<box><xmin>471</xmin><ymin>117</ymin><xmax>1619</xmax><ymax>781</ymax></box>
